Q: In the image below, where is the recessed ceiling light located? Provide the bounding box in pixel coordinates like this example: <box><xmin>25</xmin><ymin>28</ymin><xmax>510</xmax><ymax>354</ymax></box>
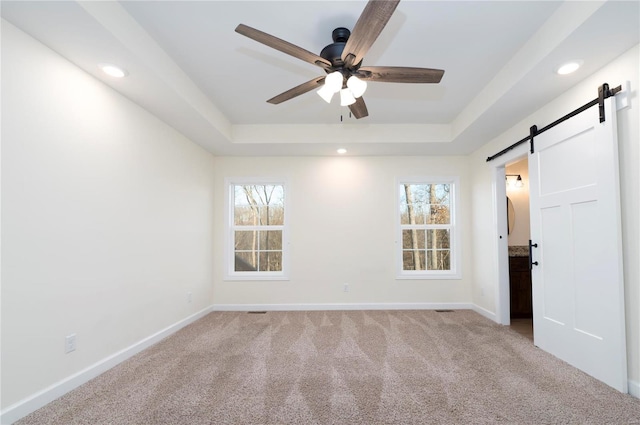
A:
<box><xmin>337</xmin><ymin>148</ymin><xmax>347</xmax><ymax>154</ymax></box>
<box><xmin>99</xmin><ymin>63</ymin><xmax>128</xmax><ymax>78</ymax></box>
<box><xmin>556</xmin><ymin>61</ymin><xmax>583</xmax><ymax>75</ymax></box>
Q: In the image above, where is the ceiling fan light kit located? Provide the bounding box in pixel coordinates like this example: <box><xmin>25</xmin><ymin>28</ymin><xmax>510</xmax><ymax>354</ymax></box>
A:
<box><xmin>347</xmin><ymin>75</ymin><xmax>367</xmax><ymax>98</ymax></box>
<box><xmin>317</xmin><ymin>84</ymin><xmax>335</xmax><ymax>103</ymax></box>
<box><xmin>316</xmin><ymin>71</ymin><xmax>344</xmax><ymax>103</ymax></box>
<box><xmin>325</xmin><ymin>71</ymin><xmax>344</xmax><ymax>93</ymax></box>
<box><xmin>317</xmin><ymin>72</ymin><xmax>366</xmax><ymax>105</ymax></box>
<box><xmin>235</xmin><ymin>0</ymin><xmax>444</xmax><ymax>119</ymax></box>
<box><xmin>340</xmin><ymin>88</ymin><xmax>357</xmax><ymax>106</ymax></box>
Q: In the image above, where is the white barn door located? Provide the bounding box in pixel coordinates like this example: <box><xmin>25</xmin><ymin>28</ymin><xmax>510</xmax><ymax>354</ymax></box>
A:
<box><xmin>528</xmin><ymin>97</ymin><xmax>627</xmax><ymax>392</ymax></box>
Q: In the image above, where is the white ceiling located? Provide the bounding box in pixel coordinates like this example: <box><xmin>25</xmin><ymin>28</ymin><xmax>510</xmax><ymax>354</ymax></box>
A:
<box><xmin>2</xmin><ymin>1</ymin><xmax>638</xmax><ymax>156</ymax></box>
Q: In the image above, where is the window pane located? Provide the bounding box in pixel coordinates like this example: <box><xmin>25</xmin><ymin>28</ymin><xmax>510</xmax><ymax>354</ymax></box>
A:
<box><xmin>257</xmin><ymin>205</ymin><xmax>285</xmax><ymax>225</ymax></box>
<box><xmin>235</xmin><ymin>252</ymin><xmax>257</xmax><ymax>271</ymax></box>
<box><xmin>399</xmin><ymin>185</ymin><xmax>409</xmax><ymax>224</ymax></box>
<box><xmin>418</xmin><ymin>251</ymin><xmax>426</xmax><ymax>270</ymax></box>
<box><xmin>400</xmin><ymin>183</ymin><xmax>451</xmax><ymax>225</ymax></box>
<box><xmin>259</xmin><ymin>251</ymin><xmax>282</xmax><ymax>272</ymax></box>
<box><xmin>431</xmin><ymin>184</ymin><xmax>451</xmax><ymax>224</ymax></box>
<box><xmin>409</xmin><ymin>203</ymin><xmax>427</xmax><ymax>225</ymax></box>
<box><xmin>416</xmin><ymin>206</ymin><xmax>429</xmax><ymax>225</ymax></box>
<box><xmin>234</xmin><ymin>185</ymin><xmax>259</xmax><ymax>225</ymax></box>
<box><xmin>267</xmin><ymin>205</ymin><xmax>285</xmax><ymax>226</ymax></box>
<box><xmin>234</xmin><ymin>231</ymin><xmax>283</xmax><ymax>254</ymax></box>
<box><xmin>400</xmin><ymin>184</ymin><xmax>426</xmax><ymax>225</ymax></box>
<box><xmin>411</xmin><ymin>184</ymin><xmax>430</xmax><ymax>205</ymax></box>
<box><xmin>426</xmin><ymin>250</ymin><xmax>451</xmax><ymax>270</ymax></box>
<box><xmin>402</xmin><ymin>251</ymin><xmax>416</xmax><ymax>270</ymax></box>
<box><xmin>402</xmin><ymin>229</ymin><xmax>426</xmax><ymax>250</ymax></box>
<box><xmin>234</xmin><ymin>231</ymin><xmax>256</xmax><ymax>251</ymax></box>
<box><xmin>430</xmin><ymin>184</ymin><xmax>450</xmax><ymax>205</ymax></box>
<box><xmin>234</xmin><ymin>185</ymin><xmax>248</xmax><ymax>205</ymax></box>
<box><xmin>234</xmin><ymin>205</ymin><xmax>257</xmax><ymax>225</ymax></box>
<box><xmin>402</xmin><ymin>250</ymin><xmax>427</xmax><ymax>271</ymax></box>
<box><xmin>234</xmin><ymin>184</ymin><xmax>285</xmax><ymax>226</ymax></box>
<box><xmin>259</xmin><ymin>230</ymin><xmax>282</xmax><ymax>250</ymax></box>
<box><xmin>402</xmin><ymin>230</ymin><xmax>411</xmax><ymax>250</ymax></box>
<box><xmin>428</xmin><ymin>204</ymin><xmax>450</xmax><ymax>224</ymax></box>
<box><xmin>426</xmin><ymin>229</ymin><xmax>450</xmax><ymax>249</ymax></box>
<box><xmin>400</xmin><ymin>205</ymin><xmax>409</xmax><ymax>225</ymax></box>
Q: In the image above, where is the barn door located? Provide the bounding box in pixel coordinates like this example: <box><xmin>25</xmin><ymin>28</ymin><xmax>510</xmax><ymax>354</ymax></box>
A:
<box><xmin>528</xmin><ymin>97</ymin><xmax>627</xmax><ymax>392</ymax></box>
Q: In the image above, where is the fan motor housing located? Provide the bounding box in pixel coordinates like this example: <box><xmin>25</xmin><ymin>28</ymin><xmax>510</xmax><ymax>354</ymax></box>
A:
<box><xmin>320</xmin><ymin>42</ymin><xmax>346</xmax><ymax>67</ymax></box>
<box><xmin>320</xmin><ymin>27</ymin><xmax>357</xmax><ymax>69</ymax></box>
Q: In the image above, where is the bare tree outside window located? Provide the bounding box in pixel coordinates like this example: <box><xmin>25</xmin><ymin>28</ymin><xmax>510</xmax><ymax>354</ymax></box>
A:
<box><xmin>400</xmin><ymin>183</ymin><xmax>452</xmax><ymax>272</ymax></box>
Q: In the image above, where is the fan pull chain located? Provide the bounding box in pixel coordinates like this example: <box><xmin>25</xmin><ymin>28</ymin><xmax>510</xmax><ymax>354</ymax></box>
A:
<box><xmin>339</xmin><ymin>111</ymin><xmax>354</xmax><ymax>122</ymax></box>
<box><xmin>339</xmin><ymin>112</ymin><xmax>354</xmax><ymax>122</ymax></box>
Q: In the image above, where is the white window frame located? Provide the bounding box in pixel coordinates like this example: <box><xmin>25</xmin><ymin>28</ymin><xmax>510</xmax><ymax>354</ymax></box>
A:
<box><xmin>224</xmin><ymin>178</ymin><xmax>289</xmax><ymax>281</ymax></box>
<box><xmin>396</xmin><ymin>177</ymin><xmax>461</xmax><ymax>280</ymax></box>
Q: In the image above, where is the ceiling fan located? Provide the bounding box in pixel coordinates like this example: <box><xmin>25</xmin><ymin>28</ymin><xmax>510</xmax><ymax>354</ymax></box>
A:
<box><xmin>235</xmin><ymin>0</ymin><xmax>444</xmax><ymax>119</ymax></box>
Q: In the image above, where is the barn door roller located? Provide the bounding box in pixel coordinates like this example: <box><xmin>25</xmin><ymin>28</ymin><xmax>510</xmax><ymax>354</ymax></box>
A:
<box><xmin>598</xmin><ymin>83</ymin><xmax>613</xmax><ymax>123</ymax></box>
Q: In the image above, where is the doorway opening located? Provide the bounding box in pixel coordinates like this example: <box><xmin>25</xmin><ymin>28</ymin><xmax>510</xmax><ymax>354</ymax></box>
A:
<box><xmin>505</xmin><ymin>158</ymin><xmax>532</xmax><ymax>340</ymax></box>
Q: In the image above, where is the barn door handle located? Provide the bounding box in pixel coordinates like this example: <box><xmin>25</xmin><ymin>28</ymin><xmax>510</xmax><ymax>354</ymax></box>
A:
<box><xmin>529</xmin><ymin>240</ymin><xmax>539</xmax><ymax>269</ymax></box>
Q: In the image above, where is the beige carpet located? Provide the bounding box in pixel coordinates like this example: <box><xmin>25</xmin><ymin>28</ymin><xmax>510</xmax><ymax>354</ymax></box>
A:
<box><xmin>16</xmin><ymin>310</ymin><xmax>640</xmax><ymax>424</ymax></box>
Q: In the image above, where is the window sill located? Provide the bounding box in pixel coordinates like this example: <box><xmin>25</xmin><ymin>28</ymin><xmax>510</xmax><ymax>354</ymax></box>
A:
<box><xmin>224</xmin><ymin>274</ymin><xmax>290</xmax><ymax>282</ymax></box>
<box><xmin>396</xmin><ymin>272</ymin><xmax>462</xmax><ymax>280</ymax></box>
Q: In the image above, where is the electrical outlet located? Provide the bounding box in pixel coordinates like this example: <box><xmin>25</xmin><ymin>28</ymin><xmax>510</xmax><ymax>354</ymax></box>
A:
<box><xmin>65</xmin><ymin>334</ymin><xmax>76</xmax><ymax>354</ymax></box>
<box><xmin>187</xmin><ymin>292</ymin><xmax>192</xmax><ymax>303</ymax></box>
<box><xmin>343</xmin><ymin>283</ymin><xmax>349</xmax><ymax>293</ymax></box>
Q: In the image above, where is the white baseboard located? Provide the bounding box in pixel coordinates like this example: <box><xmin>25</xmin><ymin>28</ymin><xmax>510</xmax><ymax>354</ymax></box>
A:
<box><xmin>211</xmin><ymin>302</ymin><xmax>474</xmax><ymax>311</ymax></box>
<box><xmin>472</xmin><ymin>304</ymin><xmax>497</xmax><ymax>322</ymax></box>
<box><xmin>0</xmin><ymin>306</ymin><xmax>214</xmax><ymax>425</ymax></box>
<box><xmin>629</xmin><ymin>379</ymin><xmax>640</xmax><ymax>399</ymax></box>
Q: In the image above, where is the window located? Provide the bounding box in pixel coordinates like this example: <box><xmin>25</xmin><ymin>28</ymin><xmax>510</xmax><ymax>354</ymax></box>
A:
<box><xmin>397</xmin><ymin>179</ymin><xmax>460</xmax><ymax>279</ymax></box>
<box><xmin>226</xmin><ymin>181</ymin><xmax>287</xmax><ymax>280</ymax></box>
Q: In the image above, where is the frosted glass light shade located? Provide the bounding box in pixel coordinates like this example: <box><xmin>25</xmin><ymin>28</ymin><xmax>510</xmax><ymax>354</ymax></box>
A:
<box><xmin>325</xmin><ymin>71</ymin><xmax>343</xmax><ymax>93</ymax></box>
<box><xmin>340</xmin><ymin>88</ymin><xmax>356</xmax><ymax>106</ymax></box>
<box><xmin>347</xmin><ymin>76</ymin><xmax>367</xmax><ymax>98</ymax></box>
<box><xmin>317</xmin><ymin>85</ymin><xmax>335</xmax><ymax>103</ymax></box>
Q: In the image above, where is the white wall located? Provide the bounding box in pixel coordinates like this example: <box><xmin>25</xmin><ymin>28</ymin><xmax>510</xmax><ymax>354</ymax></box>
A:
<box><xmin>212</xmin><ymin>156</ymin><xmax>472</xmax><ymax>308</ymax></box>
<box><xmin>1</xmin><ymin>22</ymin><xmax>216</xmax><ymax>409</ymax></box>
<box><xmin>506</xmin><ymin>158</ymin><xmax>530</xmax><ymax>247</ymax></box>
<box><xmin>469</xmin><ymin>44</ymin><xmax>640</xmax><ymax>392</ymax></box>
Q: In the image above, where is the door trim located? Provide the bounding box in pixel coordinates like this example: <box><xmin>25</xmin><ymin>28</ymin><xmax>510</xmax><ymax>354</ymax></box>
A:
<box><xmin>489</xmin><ymin>145</ymin><xmax>529</xmax><ymax>325</ymax></box>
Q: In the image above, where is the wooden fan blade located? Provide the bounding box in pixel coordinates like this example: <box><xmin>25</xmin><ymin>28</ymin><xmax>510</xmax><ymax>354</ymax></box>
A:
<box><xmin>358</xmin><ymin>66</ymin><xmax>444</xmax><ymax>83</ymax></box>
<box><xmin>349</xmin><ymin>96</ymin><xmax>369</xmax><ymax>119</ymax></box>
<box><xmin>341</xmin><ymin>0</ymin><xmax>400</xmax><ymax>68</ymax></box>
<box><xmin>267</xmin><ymin>76</ymin><xmax>326</xmax><ymax>104</ymax></box>
<box><xmin>236</xmin><ymin>24</ymin><xmax>332</xmax><ymax>70</ymax></box>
